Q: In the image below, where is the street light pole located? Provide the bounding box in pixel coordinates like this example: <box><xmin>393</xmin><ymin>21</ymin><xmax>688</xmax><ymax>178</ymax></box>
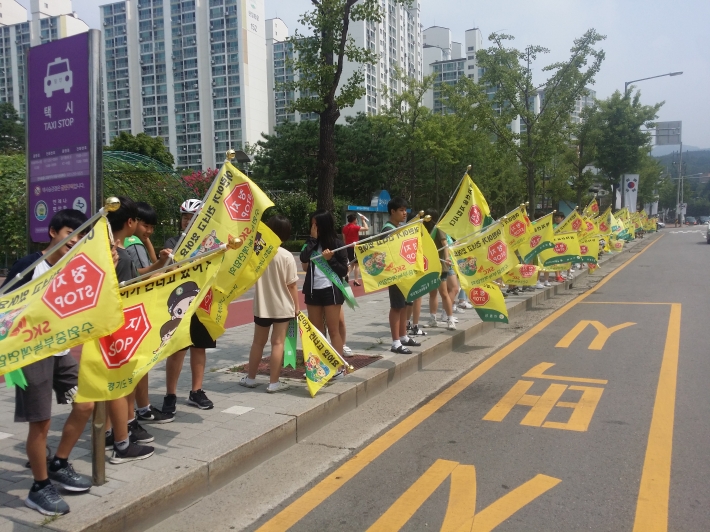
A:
<box><xmin>624</xmin><ymin>71</ymin><xmax>683</xmax><ymax>94</ymax></box>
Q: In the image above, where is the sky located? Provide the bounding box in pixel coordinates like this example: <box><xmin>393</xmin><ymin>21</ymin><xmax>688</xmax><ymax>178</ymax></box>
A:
<box><xmin>20</xmin><ymin>0</ymin><xmax>710</xmax><ymax>149</ymax></box>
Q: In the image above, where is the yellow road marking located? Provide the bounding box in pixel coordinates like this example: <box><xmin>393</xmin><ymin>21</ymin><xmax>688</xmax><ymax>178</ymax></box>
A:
<box><xmin>441</xmin><ymin>464</ymin><xmax>477</xmax><ymax>532</ymax></box>
<box><xmin>555</xmin><ymin>320</ymin><xmax>636</xmax><ymax>350</ymax></box>
<box><xmin>256</xmin><ymin>235</ymin><xmax>663</xmax><ymax>532</ymax></box>
<box><xmin>523</xmin><ymin>362</ymin><xmax>608</xmax><ymax>384</ymax></box>
<box><xmin>633</xmin><ymin>302</ymin><xmax>681</xmax><ymax>531</ymax></box>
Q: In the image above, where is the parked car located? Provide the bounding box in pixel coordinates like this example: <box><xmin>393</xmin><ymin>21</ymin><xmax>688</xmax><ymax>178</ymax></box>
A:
<box><xmin>707</xmin><ymin>224</ymin><xmax>710</xmax><ymax>243</ymax></box>
<box><xmin>685</xmin><ymin>216</ymin><xmax>697</xmax><ymax>225</ymax></box>
<box><xmin>657</xmin><ymin>221</ymin><xmax>665</xmax><ymax>229</ymax></box>
<box><xmin>698</xmin><ymin>216</ymin><xmax>710</xmax><ymax>225</ymax></box>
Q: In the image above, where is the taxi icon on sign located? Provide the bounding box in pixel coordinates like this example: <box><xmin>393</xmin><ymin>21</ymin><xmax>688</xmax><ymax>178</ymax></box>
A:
<box><xmin>44</xmin><ymin>57</ymin><xmax>73</xmax><ymax>98</ymax></box>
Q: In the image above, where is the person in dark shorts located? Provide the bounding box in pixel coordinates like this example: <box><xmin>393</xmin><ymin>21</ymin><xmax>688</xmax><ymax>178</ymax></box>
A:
<box><xmin>161</xmin><ymin>199</ymin><xmax>217</xmax><ymax>413</ymax></box>
<box><xmin>342</xmin><ymin>213</ymin><xmax>369</xmax><ymax>286</ymax></box>
<box><xmin>1</xmin><ymin>210</ymin><xmax>94</xmax><ymax>515</ymax></box>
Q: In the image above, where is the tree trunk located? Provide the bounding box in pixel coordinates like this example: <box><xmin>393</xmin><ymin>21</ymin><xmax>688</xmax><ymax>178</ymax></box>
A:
<box><xmin>527</xmin><ymin>163</ymin><xmax>536</xmax><ymax>215</ymax></box>
<box><xmin>316</xmin><ymin>103</ymin><xmax>338</xmax><ymax>212</ymax></box>
<box><xmin>619</xmin><ymin>174</ymin><xmax>625</xmax><ymax>209</ymax></box>
<box><xmin>434</xmin><ymin>159</ymin><xmax>439</xmax><ymax>210</ymax></box>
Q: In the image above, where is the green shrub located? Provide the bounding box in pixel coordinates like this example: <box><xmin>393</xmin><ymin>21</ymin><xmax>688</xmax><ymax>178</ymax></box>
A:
<box><xmin>282</xmin><ymin>240</ymin><xmax>306</xmax><ymax>252</ymax></box>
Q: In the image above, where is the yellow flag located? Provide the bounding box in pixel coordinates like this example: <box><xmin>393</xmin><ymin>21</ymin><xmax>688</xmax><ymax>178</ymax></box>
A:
<box><xmin>579</xmin><ymin>235</ymin><xmax>600</xmax><ymax>264</ymax></box>
<box><xmin>518</xmin><ymin>213</ymin><xmax>555</xmax><ymax>263</ymax></box>
<box><xmin>580</xmin><ymin>216</ymin><xmax>598</xmax><ymax>239</ymax></box>
<box><xmin>397</xmin><ymin>228</ymin><xmax>442</xmax><ymax>302</ymax></box>
<box><xmin>173</xmin><ymin>161</ymin><xmax>274</xmax><ymax>293</ymax></box>
<box><xmin>355</xmin><ymin>222</ymin><xmax>424</xmax><ymax>293</ymax></box>
<box><xmin>437</xmin><ymin>175</ymin><xmax>492</xmax><ymax>240</ymax></box>
<box><xmin>468</xmin><ymin>283</ymin><xmax>508</xmax><ymax>323</ymax></box>
<box><xmin>450</xmin><ymin>221</ymin><xmax>517</xmax><ymax>292</ymax></box>
<box><xmin>597</xmin><ymin>208</ymin><xmax>612</xmax><ymax>235</ymax></box>
<box><xmin>76</xmin><ymin>253</ymin><xmax>221</xmax><ymax>402</ymax></box>
<box><xmin>0</xmin><ymin>218</ymin><xmax>123</xmax><ymax>376</ymax></box>
<box><xmin>199</xmin><ymin>222</ymin><xmax>281</xmax><ymax>339</ymax></box>
<box><xmin>297</xmin><ymin>312</ymin><xmax>343</xmax><ymax>397</ymax></box>
<box><xmin>500</xmin><ymin>206</ymin><xmax>533</xmax><ymax>251</ymax></box>
<box><xmin>503</xmin><ymin>264</ymin><xmax>541</xmax><ymax>287</ymax></box>
<box><xmin>538</xmin><ymin>232</ymin><xmax>582</xmax><ymax>267</ymax></box>
<box><xmin>610</xmin><ymin>236</ymin><xmax>624</xmax><ymax>252</ymax></box>
<box><xmin>616</xmin><ymin>207</ymin><xmax>630</xmax><ymax>222</ymax></box>
<box><xmin>554</xmin><ymin>210</ymin><xmax>585</xmax><ymax>235</ymax></box>
<box><xmin>583</xmin><ymin>198</ymin><xmax>600</xmax><ymax>218</ymax></box>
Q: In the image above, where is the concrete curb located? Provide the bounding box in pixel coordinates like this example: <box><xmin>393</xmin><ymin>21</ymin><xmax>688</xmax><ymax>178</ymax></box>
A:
<box><xmin>46</xmin><ymin>238</ymin><xmax>649</xmax><ymax>532</ymax></box>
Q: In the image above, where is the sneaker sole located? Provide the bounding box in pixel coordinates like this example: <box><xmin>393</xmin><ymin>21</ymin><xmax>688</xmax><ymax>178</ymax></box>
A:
<box><xmin>134</xmin><ymin>437</ymin><xmax>155</xmax><ymax>444</ymax></box>
<box><xmin>187</xmin><ymin>399</ymin><xmax>214</xmax><ymax>410</ymax></box>
<box><xmin>238</xmin><ymin>383</ymin><xmax>259</xmax><ymax>389</ymax></box>
<box><xmin>25</xmin><ymin>497</ymin><xmax>69</xmax><ymax>516</ymax></box>
<box><xmin>56</xmin><ymin>482</ymin><xmax>91</xmax><ymax>492</ymax></box>
<box><xmin>137</xmin><ymin>416</ymin><xmax>175</xmax><ymax>424</ymax></box>
<box><xmin>109</xmin><ymin>449</ymin><xmax>154</xmax><ymax>465</ymax></box>
<box><xmin>266</xmin><ymin>386</ymin><xmax>291</xmax><ymax>393</ymax></box>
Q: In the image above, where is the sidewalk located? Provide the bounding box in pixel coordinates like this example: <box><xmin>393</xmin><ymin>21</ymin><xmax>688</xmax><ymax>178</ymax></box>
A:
<box><xmin>0</xmin><ymin>241</ymin><xmax>645</xmax><ymax>531</ymax></box>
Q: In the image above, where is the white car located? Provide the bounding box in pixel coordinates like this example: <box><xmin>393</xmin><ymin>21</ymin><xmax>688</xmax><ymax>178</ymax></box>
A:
<box><xmin>44</xmin><ymin>57</ymin><xmax>72</xmax><ymax>98</ymax></box>
<box><xmin>706</xmin><ymin>224</ymin><xmax>710</xmax><ymax>244</ymax></box>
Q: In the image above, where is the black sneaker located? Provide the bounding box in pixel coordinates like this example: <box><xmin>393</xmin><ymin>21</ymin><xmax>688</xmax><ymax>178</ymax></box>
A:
<box><xmin>128</xmin><ymin>419</ymin><xmax>154</xmax><ymax>444</ymax></box>
<box><xmin>161</xmin><ymin>394</ymin><xmax>177</xmax><ymax>415</ymax></box>
<box><xmin>410</xmin><ymin>325</ymin><xmax>427</xmax><ymax>336</ymax></box>
<box><xmin>48</xmin><ymin>462</ymin><xmax>91</xmax><ymax>492</ymax></box>
<box><xmin>110</xmin><ymin>442</ymin><xmax>154</xmax><ymax>464</ymax></box>
<box><xmin>104</xmin><ymin>431</ymin><xmax>114</xmax><ymax>451</ymax></box>
<box><xmin>187</xmin><ymin>389</ymin><xmax>214</xmax><ymax>410</ymax></box>
<box><xmin>25</xmin><ymin>483</ymin><xmax>69</xmax><ymax>516</ymax></box>
<box><xmin>137</xmin><ymin>405</ymin><xmax>174</xmax><ymax>424</ymax></box>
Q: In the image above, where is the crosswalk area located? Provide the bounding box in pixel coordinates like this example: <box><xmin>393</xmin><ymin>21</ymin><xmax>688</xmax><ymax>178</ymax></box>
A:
<box><xmin>667</xmin><ymin>229</ymin><xmax>705</xmax><ymax>234</ymax></box>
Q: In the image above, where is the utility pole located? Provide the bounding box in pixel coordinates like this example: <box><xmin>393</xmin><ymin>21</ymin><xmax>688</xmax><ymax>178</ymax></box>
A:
<box><xmin>675</xmin><ymin>142</ymin><xmax>684</xmax><ymax>225</ymax></box>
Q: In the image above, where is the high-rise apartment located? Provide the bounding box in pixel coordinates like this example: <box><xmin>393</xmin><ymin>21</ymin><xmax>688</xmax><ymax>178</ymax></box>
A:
<box><xmin>0</xmin><ymin>0</ymin><xmax>89</xmax><ymax>117</ymax></box>
<box><xmin>100</xmin><ymin>0</ymin><xmax>268</xmax><ymax>169</ymax></box>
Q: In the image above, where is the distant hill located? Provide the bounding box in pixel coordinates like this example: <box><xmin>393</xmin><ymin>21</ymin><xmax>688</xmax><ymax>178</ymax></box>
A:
<box><xmin>654</xmin><ymin>149</ymin><xmax>710</xmax><ymax>176</ymax></box>
<box><xmin>652</xmin><ymin>145</ymin><xmax>704</xmax><ymax>157</ymax></box>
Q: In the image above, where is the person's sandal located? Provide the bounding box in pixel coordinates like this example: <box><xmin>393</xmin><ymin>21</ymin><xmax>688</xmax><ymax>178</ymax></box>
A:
<box><xmin>353</xmin><ymin>281</ymin><xmax>361</xmax><ymax>286</ymax></box>
<box><xmin>390</xmin><ymin>345</ymin><xmax>413</xmax><ymax>354</ymax></box>
<box><xmin>401</xmin><ymin>337</ymin><xmax>421</xmax><ymax>347</ymax></box>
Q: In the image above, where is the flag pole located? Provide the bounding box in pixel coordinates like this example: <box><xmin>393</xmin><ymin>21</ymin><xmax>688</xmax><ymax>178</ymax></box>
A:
<box><xmin>0</xmin><ymin>197</ymin><xmax>122</xmax><ymax>297</ymax></box>
<box><xmin>436</xmin><ymin>164</ymin><xmax>471</xmax><ymax>225</ymax></box>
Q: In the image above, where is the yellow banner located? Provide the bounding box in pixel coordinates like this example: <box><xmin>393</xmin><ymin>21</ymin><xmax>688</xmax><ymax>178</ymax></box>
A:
<box><xmin>579</xmin><ymin>235</ymin><xmax>600</xmax><ymax>264</ymax></box>
<box><xmin>583</xmin><ymin>198</ymin><xmax>600</xmax><ymax>218</ymax></box>
<box><xmin>539</xmin><ymin>232</ymin><xmax>582</xmax><ymax>267</ymax></box>
<box><xmin>450</xmin><ymin>222</ymin><xmax>517</xmax><ymax>291</ymax></box>
<box><xmin>616</xmin><ymin>207</ymin><xmax>630</xmax><ymax>223</ymax></box>
<box><xmin>581</xmin><ymin>216</ymin><xmax>599</xmax><ymax>239</ymax></box>
<box><xmin>76</xmin><ymin>253</ymin><xmax>221</xmax><ymax>402</ymax></box>
<box><xmin>199</xmin><ymin>222</ymin><xmax>281</xmax><ymax>339</ymax></box>
<box><xmin>0</xmin><ymin>218</ymin><xmax>122</xmax><ymax>376</ymax></box>
<box><xmin>610</xmin><ymin>236</ymin><xmax>624</xmax><ymax>252</ymax></box>
<box><xmin>597</xmin><ymin>207</ymin><xmax>612</xmax><ymax>235</ymax></box>
<box><xmin>500</xmin><ymin>206</ymin><xmax>533</xmax><ymax>251</ymax></box>
<box><xmin>503</xmin><ymin>264</ymin><xmax>541</xmax><ymax>287</ymax></box>
<box><xmin>173</xmin><ymin>161</ymin><xmax>273</xmax><ymax>293</ymax></box>
<box><xmin>297</xmin><ymin>312</ymin><xmax>342</xmax><ymax>397</ymax></box>
<box><xmin>437</xmin><ymin>175</ymin><xmax>492</xmax><ymax>240</ymax></box>
<box><xmin>355</xmin><ymin>222</ymin><xmax>424</xmax><ymax>293</ymax></box>
<box><xmin>397</xmin><ymin>228</ymin><xmax>442</xmax><ymax>302</ymax></box>
<box><xmin>519</xmin><ymin>213</ymin><xmax>555</xmax><ymax>264</ymax></box>
<box><xmin>554</xmin><ymin>210</ymin><xmax>585</xmax><ymax>235</ymax></box>
<box><xmin>468</xmin><ymin>283</ymin><xmax>508</xmax><ymax>323</ymax></box>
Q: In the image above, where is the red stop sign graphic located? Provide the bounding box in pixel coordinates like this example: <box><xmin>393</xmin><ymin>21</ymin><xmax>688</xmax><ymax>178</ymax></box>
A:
<box><xmin>469</xmin><ymin>205</ymin><xmax>482</xmax><ymax>226</ymax></box>
<box><xmin>199</xmin><ymin>288</ymin><xmax>213</xmax><ymax>313</ymax></box>
<box><xmin>572</xmin><ymin>219</ymin><xmax>582</xmax><ymax>231</ymax></box>
<box><xmin>487</xmin><ymin>240</ymin><xmax>507</xmax><ymax>265</ymax></box>
<box><xmin>519</xmin><ymin>264</ymin><xmax>537</xmax><ymax>278</ymax></box>
<box><xmin>99</xmin><ymin>304</ymin><xmax>151</xmax><ymax>369</ymax></box>
<box><xmin>529</xmin><ymin>235</ymin><xmax>542</xmax><ymax>248</ymax></box>
<box><xmin>469</xmin><ymin>287</ymin><xmax>490</xmax><ymax>306</ymax></box>
<box><xmin>586</xmin><ymin>221</ymin><xmax>594</xmax><ymax>232</ymax></box>
<box><xmin>554</xmin><ymin>242</ymin><xmax>568</xmax><ymax>254</ymax></box>
<box><xmin>400</xmin><ymin>238</ymin><xmax>419</xmax><ymax>265</ymax></box>
<box><xmin>224</xmin><ymin>183</ymin><xmax>254</xmax><ymax>221</ymax></box>
<box><xmin>580</xmin><ymin>245</ymin><xmax>589</xmax><ymax>255</ymax></box>
<box><xmin>600</xmin><ymin>222</ymin><xmax>609</xmax><ymax>232</ymax></box>
<box><xmin>509</xmin><ymin>220</ymin><xmax>527</xmax><ymax>238</ymax></box>
<box><xmin>42</xmin><ymin>253</ymin><xmax>105</xmax><ymax>318</ymax></box>
<box><xmin>423</xmin><ymin>256</ymin><xmax>429</xmax><ymax>271</ymax></box>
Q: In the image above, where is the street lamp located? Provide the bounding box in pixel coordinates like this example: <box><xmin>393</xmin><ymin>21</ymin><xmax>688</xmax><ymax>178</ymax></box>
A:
<box><xmin>624</xmin><ymin>71</ymin><xmax>683</xmax><ymax>94</ymax></box>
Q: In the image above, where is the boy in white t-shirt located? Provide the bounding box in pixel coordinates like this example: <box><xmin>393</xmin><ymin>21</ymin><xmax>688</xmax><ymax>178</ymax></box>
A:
<box><xmin>239</xmin><ymin>215</ymin><xmax>299</xmax><ymax>393</ymax></box>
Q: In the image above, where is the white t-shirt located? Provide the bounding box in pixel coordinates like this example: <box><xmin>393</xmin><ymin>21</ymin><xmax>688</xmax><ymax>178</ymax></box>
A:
<box><xmin>33</xmin><ymin>260</ymin><xmax>70</xmax><ymax>357</ymax></box>
<box><xmin>253</xmin><ymin>247</ymin><xmax>299</xmax><ymax>319</ymax></box>
<box><xmin>311</xmin><ymin>245</ymin><xmax>332</xmax><ymax>290</ymax></box>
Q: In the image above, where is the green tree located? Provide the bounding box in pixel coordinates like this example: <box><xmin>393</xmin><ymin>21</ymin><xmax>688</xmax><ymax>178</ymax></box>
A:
<box><xmin>280</xmin><ymin>0</ymin><xmax>411</xmax><ymax>212</ymax></box>
<box><xmin>106</xmin><ymin>131</ymin><xmax>175</xmax><ymax>167</ymax></box>
<box><xmin>565</xmin><ymin>104</ymin><xmax>601</xmax><ymax>207</ymax></box>
<box><xmin>636</xmin><ymin>150</ymin><xmax>664</xmax><ymax>209</ymax></box>
<box><xmin>0</xmin><ymin>103</ymin><xmax>25</xmax><ymax>155</ymax></box>
<box><xmin>0</xmin><ymin>155</ymin><xmax>27</xmax><ymax>262</ymax></box>
<box><xmin>594</xmin><ymin>90</ymin><xmax>662</xmax><ymax>207</ymax></box>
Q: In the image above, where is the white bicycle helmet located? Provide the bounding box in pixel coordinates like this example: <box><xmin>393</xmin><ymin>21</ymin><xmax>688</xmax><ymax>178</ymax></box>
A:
<box><xmin>180</xmin><ymin>199</ymin><xmax>203</xmax><ymax>214</ymax></box>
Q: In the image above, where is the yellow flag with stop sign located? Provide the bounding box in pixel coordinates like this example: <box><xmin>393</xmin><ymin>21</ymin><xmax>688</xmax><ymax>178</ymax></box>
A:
<box><xmin>503</xmin><ymin>264</ymin><xmax>541</xmax><ymax>287</ymax></box>
<box><xmin>76</xmin><ymin>252</ymin><xmax>221</xmax><ymax>402</ymax></box>
<box><xmin>354</xmin><ymin>222</ymin><xmax>424</xmax><ymax>293</ymax></box>
<box><xmin>500</xmin><ymin>206</ymin><xmax>532</xmax><ymax>251</ymax></box>
<box><xmin>436</xmin><ymin>175</ymin><xmax>493</xmax><ymax>240</ymax></box>
<box><xmin>297</xmin><ymin>312</ymin><xmax>343</xmax><ymax>397</ymax></box>
<box><xmin>538</xmin><ymin>232</ymin><xmax>582</xmax><ymax>267</ymax></box>
<box><xmin>450</xmin><ymin>221</ymin><xmax>517</xmax><ymax>293</ymax></box>
<box><xmin>579</xmin><ymin>235</ymin><xmax>600</xmax><ymax>264</ymax></box>
<box><xmin>555</xmin><ymin>210</ymin><xmax>585</xmax><ymax>235</ymax></box>
<box><xmin>468</xmin><ymin>283</ymin><xmax>508</xmax><ymax>323</ymax></box>
<box><xmin>396</xmin><ymin>228</ymin><xmax>442</xmax><ymax>303</ymax></box>
<box><xmin>0</xmin><ymin>217</ymin><xmax>122</xmax><ymax>376</ymax></box>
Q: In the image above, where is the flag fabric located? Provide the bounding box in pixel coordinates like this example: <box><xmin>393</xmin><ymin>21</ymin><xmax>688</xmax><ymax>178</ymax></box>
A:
<box><xmin>450</xmin><ymin>221</ymin><xmax>517</xmax><ymax>291</ymax></box>
<box><xmin>397</xmin><ymin>228</ymin><xmax>442</xmax><ymax>302</ymax></box>
<box><xmin>437</xmin><ymin>175</ymin><xmax>493</xmax><ymax>240</ymax></box>
<box><xmin>578</xmin><ymin>235</ymin><xmax>600</xmax><ymax>264</ymax></box>
<box><xmin>500</xmin><ymin>206</ymin><xmax>533</xmax><ymax>251</ymax></box>
<box><xmin>0</xmin><ymin>217</ymin><xmax>123</xmax><ymax>376</ymax></box>
<box><xmin>580</xmin><ymin>217</ymin><xmax>598</xmax><ymax>239</ymax></box>
<box><xmin>297</xmin><ymin>312</ymin><xmax>343</xmax><ymax>397</ymax></box>
<box><xmin>622</xmin><ymin>175</ymin><xmax>639</xmax><ymax>212</ymax></box>
<box><xmin>597</xmin><ymin>208</ymin><xmax>612</xmax><ymax>235</ymax></box>
<box><xmin>283</xmin><ymin>318</ymin><xmax>297</xmax><ymax>369</ymax></box>
<box><xmin>172</xmin><ymin>161</ymin><xmax>274</xmax><ymax>294</ymax></box>
<box><xmin>503</xmin><ymin>264</ymin><xmax>541</xmax><ymax>287</ymax></box>
<box><xmin>199</xmin><ymin>222</ymin><xmax>281</xmax><ymax>339</ymax></box>
<box><xmin>355</xmin><ymin>222</ymin><xmax>424</xmax><ymax>293</ymax></box>
<box><xmin>610</xmin><ymin>236</ymin><xmax>624</xmax><ymax>252</ymax></box>
<box><xmin>538</xmin><ymin>232</ymin><xmax>582</xmax><ymax>267</ymax></box>
<box><xmin>583</xmin><ymin>198</ymin><xmax>600</xmax><ymax>218</ymax></box>
<box><xmin>468</xmin><ymin>283</ymin><xmax>508</xmax><ymax>323</ymax></box>
<box><xmin>554</xmin><ymin>210</ymin><xmax>585</xmax><ymax>235</ymax></box>
<box><xmin>76</xmin><ymin>253</ymin><xmax>221</xmax><ymax>402</ymax></box>
<box><xmin>519</xmin><ymin>213</ymin><xmax>555</xmax><ymax>264</ymax></box>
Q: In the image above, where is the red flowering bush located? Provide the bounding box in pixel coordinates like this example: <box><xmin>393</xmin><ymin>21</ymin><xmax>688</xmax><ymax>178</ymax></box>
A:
<box><xmin>182</xmin><ymin>167</ymin><xmax>219</xmax><ymax>198</ymax></box>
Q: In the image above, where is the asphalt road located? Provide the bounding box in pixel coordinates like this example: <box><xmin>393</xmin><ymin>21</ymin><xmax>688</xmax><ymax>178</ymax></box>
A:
<box><xmin>241</xmin><ymin>230</ymin><xmax>710</xmax><ymax>532</ymax></box>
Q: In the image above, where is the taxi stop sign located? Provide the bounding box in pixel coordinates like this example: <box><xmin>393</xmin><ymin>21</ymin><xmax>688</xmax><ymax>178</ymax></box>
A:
<box><xmin>42</xmin><ymin>253</ymin><xmax>104</xmax><ymax>318</ymax></box>
<box><xmin>99</xmin><ymin>304</ymin><xmax>151</xmax><ymax>369</ymax></box>
<box><xmin>400</xmin><ymin>238</ymin><xmax>419</xmax><ymax>265</ymax></box>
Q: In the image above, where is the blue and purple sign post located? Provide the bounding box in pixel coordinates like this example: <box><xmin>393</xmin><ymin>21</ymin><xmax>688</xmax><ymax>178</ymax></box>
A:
<box><xmin>27</xmin><ymin>31</ymin><xmax>102</xmax><ymax>243</ymax></box>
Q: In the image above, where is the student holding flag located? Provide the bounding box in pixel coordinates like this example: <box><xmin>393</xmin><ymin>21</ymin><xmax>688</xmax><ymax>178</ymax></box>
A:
<box><xmin>423</xmin><ymin>210</ymin><xmax>456</xmax><ymax>330</ymax></box>
<box><xmin>300</xmin><ymin>210</ymin><xmax>349</xmax><ymax>371</ymax></box>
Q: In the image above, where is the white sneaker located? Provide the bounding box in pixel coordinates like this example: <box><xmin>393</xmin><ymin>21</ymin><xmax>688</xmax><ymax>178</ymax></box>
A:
<box><xmin>266</xmin><ymin>381</ymin><xmax>291</xmax><ymax>394</ymax></box>
<box><xmin>458</xmin><ymin>300</ymin><xmax>473</xmax><ymax>309</ymax></box>
<box><xmin>567</xmin><ymin>272</ymin><xmax>574</xmax><ymax>280</ymax></box>
<box><xmin>453</xmin><ymin>305</ymin><xmax>466</xmax><ymax>314</ymax></box>
<box><xmin>424</xmin><ymin>319</ymin><xmax>439</xmax><ymax>328</ymax></box>
<box><xmin>544</xmin><ymin>281</ymin><xmax>551</xmax><ymax>287</ymax></box>
<box><xmin>342</xmin><ymin>345</ymin><xmax>353</xmax><ymax>356</ymax></box>
<box><xmin>535</xmin><ymin>281</ymin><xmax>545</xmax><ymax>289</ymax></box>
<box><xmin>446</xmin><ymin>318</ymin><xmax>457</xmax><ymax>331</ymax></box>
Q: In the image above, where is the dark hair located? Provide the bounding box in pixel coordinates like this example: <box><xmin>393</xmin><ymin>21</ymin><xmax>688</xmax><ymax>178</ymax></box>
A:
<box><xmin>107</xmin><ymin>196</ymin><xmax>138</xmax><ymax>233</ymax></box>
<box><xmin>266</xmin><ymin>214</ymin><xmax>292</xmax><ymax>243</ymax></box>
<box><xmin>554</xmin><ymin>212</ymin><xmax>564</xmax><ymax>219</ymax></box>
<box><xmin>309</xmin><ymin>209</ymin><xmax>338</xmax><ymax>250</ymax></box>
<box><xmin>347</xmin><ymin>214</ymin><xmax>356</xmax><ymax>223</ymax></box>
<box><xmin>48</xmin><ymin>209</ymin><xmax>88</xmax><ymax>239</ymax></box>
<box><xmin>387</xmin><ymin>197</ymin><xmax>408</xmax><ymax>215</ymax></box>
<box><xmin>136</xmin><ymin>201</ymin><xmax>158</xmax><ymax>226</ymax></box>
<box><xmin>423</xmin><ymin>209</ymin><xmax>439</xmax><ymax>233</ymax></box>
